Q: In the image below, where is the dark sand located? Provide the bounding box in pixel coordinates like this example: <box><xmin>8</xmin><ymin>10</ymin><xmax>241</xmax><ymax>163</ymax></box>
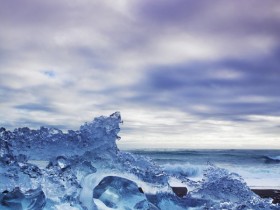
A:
<box><xmin>171</xmin><ymin>187</ymin><xmax>280</xmax><ymax>204</ymax></box>
<box><xmin>252</xmin><ymin>189</ymin><xmax>280</xmax><ymax>204</ymax></box>
<box><xmin>139</xmin><ymin>187</ymin><xmax>280</xmax><ymax>204</ymax></box>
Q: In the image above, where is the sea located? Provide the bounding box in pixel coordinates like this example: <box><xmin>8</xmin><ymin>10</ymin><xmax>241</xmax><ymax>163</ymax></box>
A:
<box><xmin>129</xmin><ymin>149</ymin><xmax>280</xmax><ymax>190</ymax></box>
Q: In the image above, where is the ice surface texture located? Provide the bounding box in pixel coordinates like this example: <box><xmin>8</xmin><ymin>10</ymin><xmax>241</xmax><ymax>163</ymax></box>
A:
<box><xmin>0</xmin><ymin>112</ymin><xmax>122</xmax><ymax>160</ymax></box>
<box><xmin>0</xmin><ymin>112</ymin><xmax>279</xmax><ymax>209</ymax></box>
<box><xmin>93</xmin><ymin>176</ymin><xmax>157</xmax><ymax>209</ymax></box>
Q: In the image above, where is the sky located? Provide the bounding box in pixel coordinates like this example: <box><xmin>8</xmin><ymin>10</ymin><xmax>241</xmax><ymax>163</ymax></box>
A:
<box><xmin>0</xmin><ymin>0</ymin><xmax>280</xmax><ymax>149</ymax></box>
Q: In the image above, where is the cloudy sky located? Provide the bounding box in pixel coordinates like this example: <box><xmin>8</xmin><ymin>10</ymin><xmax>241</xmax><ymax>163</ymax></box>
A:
<box><xmin>1</xmin><ymin>0</ymin><xmax>280</xmax><ymax>149</ymax></box>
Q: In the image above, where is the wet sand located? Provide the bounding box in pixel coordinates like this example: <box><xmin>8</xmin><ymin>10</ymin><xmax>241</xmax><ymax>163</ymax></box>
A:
<box><xmin>171</xmin><ymin>187</ymin><xmax>280</xmax><ymax>204</ymax></box>
<box><xmin>251</xmin><ymin>189</ymin><xmax>280</xmax><ymax>204</ymax></box>
<box><xmin>139</xmin><ymin>187</ymin><xmax>280</xmax><ymax>204</ymax></box>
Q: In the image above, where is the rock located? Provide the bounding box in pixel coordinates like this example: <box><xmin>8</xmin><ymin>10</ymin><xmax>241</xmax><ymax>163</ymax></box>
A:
<box><xmin>171</xmin><ymin>187</ymin><xmax>188</xmax><ymax>197</ymax></box>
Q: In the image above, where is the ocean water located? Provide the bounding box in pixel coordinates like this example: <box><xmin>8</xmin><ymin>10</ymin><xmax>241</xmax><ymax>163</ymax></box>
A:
<box><xmin>130</xmin><ymin>149</ymin><xmax>280</xmax><ymax>189</ymax></box>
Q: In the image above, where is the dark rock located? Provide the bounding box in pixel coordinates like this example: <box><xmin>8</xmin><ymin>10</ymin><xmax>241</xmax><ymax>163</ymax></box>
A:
<box><xmin>252</xmin><ymin>189</ymin><xmax>280</xmax><ymax>204</ymax></box>
<box><xmin>172</xmin><ymin>187</ymin><xmax>188</xmax><ymax>197</ymax></box>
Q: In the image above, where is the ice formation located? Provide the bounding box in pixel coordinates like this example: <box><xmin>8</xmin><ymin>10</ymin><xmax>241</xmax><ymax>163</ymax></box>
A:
<box><xmin>0</xmin><ymin>112</ymin><xmax>279</xmax><ymax>209</ymax></box>
<box><xmin>93</xmin><ymin>176</ymin><xmax>157</xmax><ymax>209</ymax></box>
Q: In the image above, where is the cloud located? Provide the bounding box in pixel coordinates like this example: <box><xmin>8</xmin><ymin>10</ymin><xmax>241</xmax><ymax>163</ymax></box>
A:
<box><xmin>128</xmin><ymin>47</ymin><xmax>280</xmax><ymax>121</ymax></box>
<box><xmin>133</xmin><ymin>0</ymin><xmax>280</xmax><ymax>61</ymax></box>
<box><xmin>135</xmin><ymin>0</ymin><xmax>280</xmax><ymax>35</ymax></box>
<box><xmin>0</xmin><ymin>0</ymin><xmax>279</xmax><ymax>148</ymax></box>
<box><xmin>15</xmin><ymin>103</ymin><xmax>56</xmax><ymax>112</ymax></box>
<box><xmin>43</xmin><ymin>70</ymin><xmax>56</xmax><ymax>78</ymax></box>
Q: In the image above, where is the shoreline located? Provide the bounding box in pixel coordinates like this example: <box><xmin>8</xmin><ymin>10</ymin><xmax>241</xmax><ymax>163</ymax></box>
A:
<box><xmin>169</xmin><ymin>187</ymin><xmax>280</xmax><ymax>204</ymax></box>
<box><xmin>251</xmin><ymin>189</ymin><xmax>280</xmax><ymax>204</ymax></box>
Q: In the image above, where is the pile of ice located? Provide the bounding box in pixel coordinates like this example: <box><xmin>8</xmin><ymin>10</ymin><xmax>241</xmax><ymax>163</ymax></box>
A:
<box><xmin>0</xmin><ymin>112</ymin><xmax>278</xmax><ymax>209</ymax></box>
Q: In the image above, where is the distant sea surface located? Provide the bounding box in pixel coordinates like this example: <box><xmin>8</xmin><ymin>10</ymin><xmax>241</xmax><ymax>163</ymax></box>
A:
<box><xmin>129</xmin><ymin>149</ymin><xmax>280</xmax><ymax>189</ymax></box>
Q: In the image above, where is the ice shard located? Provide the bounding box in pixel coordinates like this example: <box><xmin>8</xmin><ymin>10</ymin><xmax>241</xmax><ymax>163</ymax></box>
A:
<box><xmin>93</xmin><ymin>176</ymin><xmax>157</xmax><ymax>209</ymax></box>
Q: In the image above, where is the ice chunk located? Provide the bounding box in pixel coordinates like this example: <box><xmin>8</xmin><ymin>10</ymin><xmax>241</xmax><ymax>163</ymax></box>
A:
<box><xmin>115</xmin><ymin>151</ymin><xmax>169</xmax><ymax>185</ymax></box>
<box><xmin>0</xmin><ymin>158</ymin><xmax>40</xmax><ymax>192</ymax></box>
<box><xmin>1</xmin><ymin>112</ymin><xmax>122</xmax><ymax>160</ymax></box>
<box><xmin>19</xmin><ymin>162</ymin><xmax>42</xmax><ymax>179</ymax></box>
<box><xmin>0</xmin><ymin>187</ymin><xmax>46</xmax><ymax>210</ymax></box>
<box><xmin>190</xmin><ymin>165</ymin><xmax>278</xmax><ymax>209</ymax></box>
<box><xmin>0</xmin><ymin>131</ymin><xmax>14</xmax><ymax>165</ymax></box>
<box><xmin>192</xmin><ymin>165</ymin><xmax>254</xmax><ymax>202</ymax></box>
<box><xmin>40</xmin><ymin>155</ymin><xmax>98</xmax><ymax>209</ymax></box>
<box><xmin>43</xmin><ymin>156</ymin><xmax>81</xmax><ymax>204</ymax></box>
<box><xmin>93</xmin><ymin>176</ymin><xmax>155</xmax><ymax>209</ymax></box>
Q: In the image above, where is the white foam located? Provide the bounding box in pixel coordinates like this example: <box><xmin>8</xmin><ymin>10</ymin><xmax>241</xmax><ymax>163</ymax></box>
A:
<box><xmin>268</xmin><ymin>155</ymin><xmax>280</xmax><ymax>161</ymax></box>
<box><xmin>159</xmin><ymin>162</ymin><xmax>280</xmax><ymax>190</ymax></box>
<box><xmin>215</xmin><ymin>163</ymin><xmax>280</xmax><ymax>190</ymax></box>
<box><xmin>162</xmin><ymin>163</ymin><xmax>204</xmax><ymax>178</ymax></box>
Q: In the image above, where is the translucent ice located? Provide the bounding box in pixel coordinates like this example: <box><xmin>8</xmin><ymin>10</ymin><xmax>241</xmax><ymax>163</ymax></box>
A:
<box><xmin>93</xmin><ymin>176</ymin><xmax>156</xmax><ymax>209</ymax></box>
<box><xmin>1</xmin><ymin>112</ymin><xmax>122</xmax><ymax>160</ymax></box>
<box><xmin>190</xmin><ymin>165</ymin><xmax>278</xmax><ymax>209</ymax></box>
<box><xmin>0</xmin><ymin>112</ymin><xmax>279</xmax><ymax>209</ymax></box>
<box><xmin>0</xmin><ymin>187</ymin><xmax>45</xmax><ymax>210</ymax></box>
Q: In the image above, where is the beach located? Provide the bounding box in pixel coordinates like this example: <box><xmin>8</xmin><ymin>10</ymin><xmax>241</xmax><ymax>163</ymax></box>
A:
<box><xmin>252</xmin><ymin>189</ymin><xmax>280</xmax><ymax>204</ymax></box>
<box><xmin>171</xmin><ymin>187</ymin><xmax>280</xmax><ymax>204</ymax></box>
<box><xmin>131</xmin><ymin>149</ymin><xmax>280</xmax><ymax>204</ymax></box>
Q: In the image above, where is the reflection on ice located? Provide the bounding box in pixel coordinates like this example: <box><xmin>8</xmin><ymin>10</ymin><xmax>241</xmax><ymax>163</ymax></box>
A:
<box><xmin>93</xmin><ymin>176</ymin><xmax>156</xmax><ymax>209</ymax></box>
<box><xmin>0</xmin><ymin>187</ymin><xmax>45</xmax><ymax>210</ymax></box>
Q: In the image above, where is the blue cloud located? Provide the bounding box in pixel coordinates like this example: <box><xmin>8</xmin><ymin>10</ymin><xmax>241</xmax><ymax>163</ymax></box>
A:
<box><xmin>43</xmin><ymin>70</ymin><xmax>56</xmax><ymax>78</ymax></box>
<box><xmin>16</xmin><ymin>117</ymin><xmax>68</xmax><ymax>130</ymax></box>
<box><xmin>15</xmin><ymin>103</ymin><xmax>56</xmax><ymax>113</ymax></box>
<box><xmin>128</xmin><ymin>47</ymin><xmax>280</xmax><ymax>120</ymax></box>
<box><xmin>136</xmin><ymin>0</ymin><xmax>280</xmax><ymax>38</ymax></box>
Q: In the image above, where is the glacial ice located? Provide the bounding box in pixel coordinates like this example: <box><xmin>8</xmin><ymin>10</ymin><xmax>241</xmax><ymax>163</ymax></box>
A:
<box><xmin>0</xmin><ymin>187</ymin><xmax>46</xmax><ymax>210</ymax></box>
<box><xmin>0</xmin><ymin>112</ymin><xmax>279</xmax><ymax>209</ymax></box>
<box><xmin>93</xmin><ymin>176</ymin><xmax>157</xmax><ymax>209</ymax></box>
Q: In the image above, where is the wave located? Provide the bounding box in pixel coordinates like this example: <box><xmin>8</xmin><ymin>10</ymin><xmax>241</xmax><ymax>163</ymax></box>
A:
<box><xmin>162</xmin><ymin>163</ymin><xmax>204</xmax><ymax>177</ymax></box>
<box><xmin>134</xmin><ymin>149</ymin><xmax>280</xmax><ymax>166</ymax></box>
<box><xmin>263</xmin><ymin>155</ymin><xmax>280</xmax><ymax>163</ymax></box>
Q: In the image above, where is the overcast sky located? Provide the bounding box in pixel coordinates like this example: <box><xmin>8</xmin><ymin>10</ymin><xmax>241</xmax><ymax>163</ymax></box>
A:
<box><xmin>1</xmin><ymin>0</ymin><xmax>280</xmax><ymax>149</ymax></box>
